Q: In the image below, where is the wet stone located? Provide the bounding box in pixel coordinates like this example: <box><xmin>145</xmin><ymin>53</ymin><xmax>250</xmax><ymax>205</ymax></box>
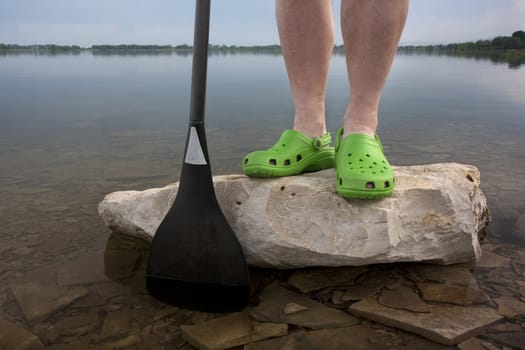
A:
<box><xmin>90</xmin><ymin>282</ymin><xmax>133</xmax><ymax>303</ymax></box>
<box><xmin>251</xmin><ymin>283</ymin><xmax>358</xmax><ymax>329</ymax></box>
<box><xmin>417</xmin><ymin>282</ymin><xmax>489</xmax><ymax>305</ymax></box>
<box><xmin>246</xmin><ymin>325</ymin><xmax>454</xmax><ymax>350</ymax></box>
<box><xmin>151</xmin><ymin>318</ymin><xmax>181</xmax><ymax>344</ymax></box>
<box><xmin>331</xmin><ymin>290</ymin><xmax>345</xmax><ymax>305</ymax></box>
<box><xmin>494</xmin><ymin>296</ymin><xmax>525</xmax><ymax>318</ymax></box>
<box><xmin>0</xmin><ymin>262</ymin><xmax>11</xmax><ymax>276</ymax></box>
<box><xmin>378</xmin><ymin>284</ymin><xmax>432</xmax><ymax>313</ymax></box>
<box><xmin>108</xmin><ymin>334</ymin><xmax>142</xmax><ymax>349</ymax></box>
<box><xmin>457</xmin><ymin>338</ymin><xmax>499</xmax><ymax>350</ymax></box>
<box><xmin>0</xmin><ymin>316</ymin><xmax>44</xmax><ymax>350</ymax></box>
<box><xmin>483</xmin><ymin>332</ymin><xmax>525</xmax><ymax>350</ymax></box>
<box><xmin>10</xmin><ymin>282</ymin><xmax>88</xmax><ymax>323</ymax></box>
<box><xmin>51</xmin><ymin>312</ymin><xmax>99</xmax><ymax>337</ymax></box>
<box><xmin>56</xmin><ymin>253</ymin><xmax>108</xmax><ymax>286</ymax></box>
<box><xmin>349</xmin><ymin>296</ymin><xmax>502</xmax><ymax>345</ymax></box>
<box><xmin>408</xmin><ymin>265</ymin><xmax>477</xmax><ymax>286</ymax></box>
<box><xmin>475</xmin><ymin>251</ymin><xmax>511</xmax><ymax>269</ymax></box>
<box><xmin>516</xmin><ymin>280</ymin><xmax>525</xmax><ymax>289</ymax></box>
<box><xmin>180</xmin><ymin>310</ymin><xmax>288</xmax><ymax>350</ymax></box>
<box><xmin>341</xmin><ymin>280</ymin><xmax>385</xmax><ymax>301</ymax></box>
<box><xmin>287</xmin><ymin>266</ymin><xmax>368</xmax><ymax>293</ymax></box>
<box><xmin>483</xmin><ymin>268</ymin><xmax>515</xmax><ymax>287</ymax></box>
<box><xmin>283</xmin><ymin>302</ymin><xmax>309</xmax><ymax>314</ymax></box>
<box><xmin>153</xmin><ymin>305</ymin><xmax>181</xmax><ymax>321</ymax></box>
<box><xmin>39</xmin><ymin>324</ymin><xmax>60</xmax><ymax>345</ymax></box>
<box><xmin>512</xmin><ymin>213</ymin><xmax>525</xmax><ymax>242</ymax></box>
<box><xmin>511</xmin><ymin>261</ymin><xmax>525</xmax><ymax>277</ymax></box>
<box><xmin>487</xmin><ymin>321</ymin><xmax>522</xmax><ymax>332</ymax></box>
<box><xmin>13</xmin><ymin>246</ymin><xmax>35</xmax><ymax>256</ymax></box>
<box><xmin>140</xmin><ymin>324</ymin><xmax>167</xmax><ymax>350</ymax></box>
<box><xmin>96</xmin><ymin>307</ymin><xmax>139</xmax><ymax>341</ymax></box>
<box><xmin>103</xmin><ymin>249</ymin><xmax>142</xmax><ymax>281</ymax></box>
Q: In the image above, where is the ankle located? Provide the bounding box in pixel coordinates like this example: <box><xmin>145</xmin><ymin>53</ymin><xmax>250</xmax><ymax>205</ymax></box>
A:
<box><xmin>293</xmin><ymin>119</ymin><xmax>327</xmax><ymax>139</ymax></box>
<box><xmin>342</xmin><ymin>110</ymin><xmax>377</xmax><ymax>137</ymax></box>
<box><xmin>343</xmin><ymin>98</ymin><xmax>379</xmax><ymax>137</ymax></box>
<box><xmin>342</xmin><ymin>121</ymin><xmax>376</xmax><ymax>138</ymax></box>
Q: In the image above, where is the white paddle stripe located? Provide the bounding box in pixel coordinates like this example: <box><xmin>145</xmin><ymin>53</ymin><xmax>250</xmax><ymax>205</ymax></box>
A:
<box><xmin>185</xmin><ymin>127</ymin><xmax>207</xmax><ymax>165</ymax></box>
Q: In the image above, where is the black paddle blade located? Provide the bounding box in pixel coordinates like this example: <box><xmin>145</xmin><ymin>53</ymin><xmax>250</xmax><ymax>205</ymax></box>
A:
<box><xmin>146</xmin><ymin>124</ymin><xmax>250</xmax><ymax>312</ymax></box>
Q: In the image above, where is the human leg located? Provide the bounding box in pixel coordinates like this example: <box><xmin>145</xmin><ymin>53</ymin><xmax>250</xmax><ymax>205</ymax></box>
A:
<box><xmin>276</xmin><ymin>0</ymin><xmax>334</xmax><ymax>138</ymax></box>
<box><xmin>335</xmin><ymin>0</ymin><xmax>408</xmax><ymax>198</ymax></box>
<box><xmin>242</xmin><ymin>0</ymin><xmax>335</xmax><ymax>177</ymax></box>
<box><xmin>341</xmin><ymin>0</ymin><xmax>409</xmax><ymax>137</ymax></box>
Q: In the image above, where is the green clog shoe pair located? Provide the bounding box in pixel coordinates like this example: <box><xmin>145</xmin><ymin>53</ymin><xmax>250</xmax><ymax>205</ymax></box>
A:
<box><xmin>242</xmin><ymin>128</ymin><xmax>394</xmax><ymax>199</ymax></box>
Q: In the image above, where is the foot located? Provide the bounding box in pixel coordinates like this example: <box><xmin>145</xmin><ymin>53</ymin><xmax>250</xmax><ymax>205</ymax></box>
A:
<box><xmin>335</xmin><ymin>128</ymin><xmax>394</xmax><ymax>199</ymax></box>
<box><xmin>242</xmin><ymin>130</ymin><xmax>335</xmax><ymax>177</ymax></box>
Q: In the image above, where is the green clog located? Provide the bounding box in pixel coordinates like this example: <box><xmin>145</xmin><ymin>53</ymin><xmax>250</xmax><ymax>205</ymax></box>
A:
<box><xmin>242</xmin><ymin>129</ymin><xmax>335</xmax><ymax>177</ymax></box>
<box><xmin>335</xmin><ymin>128</ymin><xmax>394</xmax><ymax>199</ymax></box>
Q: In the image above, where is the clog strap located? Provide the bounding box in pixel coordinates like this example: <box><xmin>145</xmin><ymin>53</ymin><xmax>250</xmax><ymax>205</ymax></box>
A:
<box><xmin>312</xmin><ymin>133</ymin><xmax>332</xmax><ymax>149</ymax></box>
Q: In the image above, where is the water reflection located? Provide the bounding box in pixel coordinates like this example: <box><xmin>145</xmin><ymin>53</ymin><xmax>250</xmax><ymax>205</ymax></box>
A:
<box><xmin>396</xmin><ymin>49</ymin><xmax>525</xmax><ymax>69</ymax></box>
<box><xmin>2</xmin><ymin>47</ymin><xmax>524</xmax><ymax>68</ymax></box>
<box><xmin>0</xmin><ymin>51</ymin><xmax>524</xmax><ymax>348</ymax></box>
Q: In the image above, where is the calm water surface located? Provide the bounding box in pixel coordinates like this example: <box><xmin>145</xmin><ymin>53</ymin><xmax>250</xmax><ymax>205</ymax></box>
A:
<box><xmin>0</xmin><ymin>52</ymin><xmax>524</xmax><ymax>346</ymax></box>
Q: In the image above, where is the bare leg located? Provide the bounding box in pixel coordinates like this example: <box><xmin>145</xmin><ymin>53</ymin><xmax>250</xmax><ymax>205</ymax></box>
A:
<box><xmin>276</xmin><ymin>0</ymin><xmax>334</xmax><ymax>138</ymax></box>
<box><xmin>341</xmin><ymin>0</ymin><xmax>409</xmax><ymax>137</ymax></box>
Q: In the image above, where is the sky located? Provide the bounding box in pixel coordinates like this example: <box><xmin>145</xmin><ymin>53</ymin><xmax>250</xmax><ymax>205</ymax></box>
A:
<box><xmin>0</xmin><ymin>0</ymin><xmax>524</xmax><ymax>46</ymax></box>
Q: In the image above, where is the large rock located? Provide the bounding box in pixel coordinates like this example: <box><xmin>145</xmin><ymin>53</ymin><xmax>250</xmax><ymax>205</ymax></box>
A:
<box><xmin>98</xmin><ymin>163</ymin><xmax>488</xmax><ymax>269</ymax></box>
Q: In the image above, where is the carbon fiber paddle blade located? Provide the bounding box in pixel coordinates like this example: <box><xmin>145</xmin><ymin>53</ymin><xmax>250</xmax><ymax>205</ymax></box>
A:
<box><xmin>146</xmin><ymin>125</ymin><xmax>250</xmax><ymax>312</ymax></box>
<box><xmin>146</xmin><ymin>278</ymin><xmax>249</xmax><ymax>313</ymax></box>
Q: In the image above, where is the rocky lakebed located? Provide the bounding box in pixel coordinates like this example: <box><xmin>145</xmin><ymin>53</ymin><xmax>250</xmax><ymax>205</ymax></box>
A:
<box><xmin>2</xmin><ymin>164</ymin><xmax>525</xmax><ymax>349</ymax></box>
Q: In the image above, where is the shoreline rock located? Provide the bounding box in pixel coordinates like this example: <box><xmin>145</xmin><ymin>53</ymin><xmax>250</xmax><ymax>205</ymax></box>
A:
<box><xmin>98</xmin><ymin>163</ymin><xmax>489</xmax><ymax>269</ymax></box>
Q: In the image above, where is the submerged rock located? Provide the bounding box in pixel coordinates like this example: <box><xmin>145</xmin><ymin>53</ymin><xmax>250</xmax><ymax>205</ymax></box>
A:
<box><xmin>349</xmin><ymin>296</ymin><xmax>502</xmax><ymax>345</ymax></box>
<box><xmin>0</xmin><ymin>317</ymin><xmax>43</xmax><ymax>350</ymax></box>
<box><xmin>377</xmin><ymin>284</ymin><xmax>432</xmax><ymax>313</ymax></box>
<box><xmin>250</xmin><ymin>283</ymin><xmax>358</xmax><ymax>329</ymax></box>
<box><xmin>98</xmin><ymin>163</ymin><xmax>488</xmax><ymax>268</ymax></box>
<box><xmin>180</xmin><ymin>310</ymin><xmax>288</xmax><ymax>350</ymax></box>
<box><xmin>287</xmin><ymin>266</ymin><xmax>368</xmax><ymax>293</ymax></box>
<box><xmin>10</xmin><ymin>282</ymin><xmax>88</xmax><ymax>323</ymax></box>
<box><xmin>417</xmin><ymin>282</ymin><xmax>489</xmax><ymax>306</ymax></box>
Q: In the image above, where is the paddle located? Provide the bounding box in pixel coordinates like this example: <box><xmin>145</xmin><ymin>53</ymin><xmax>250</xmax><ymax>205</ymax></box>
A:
<box><xmin>146</xmin><ymin>0</ymin><xmax>250</xmax><ymax>312</ymax></box>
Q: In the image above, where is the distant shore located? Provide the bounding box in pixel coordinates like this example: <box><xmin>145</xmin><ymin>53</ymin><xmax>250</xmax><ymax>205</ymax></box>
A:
<box><xmin>1</xmin><ymin>30</ymin><xmax>524</xmax><ymax>67</ymax></box>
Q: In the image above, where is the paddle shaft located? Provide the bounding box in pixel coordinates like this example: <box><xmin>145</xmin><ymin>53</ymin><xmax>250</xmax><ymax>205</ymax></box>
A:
<box><xmin>189</xmin><ymin>0</ymin><xmax>210</xmax><ymax>125</ymax></box>
<box><xmin>145</xmin><ymin>0</ymin><xmax>250</xmax><ymax>311</ymax></box>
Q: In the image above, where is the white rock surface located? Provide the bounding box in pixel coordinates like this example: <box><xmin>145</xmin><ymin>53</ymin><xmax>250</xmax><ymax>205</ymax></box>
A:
<box><xmin>98</xmin><ymin>163</ymin><xmax>489</xmax><ymax>269</ymax></box>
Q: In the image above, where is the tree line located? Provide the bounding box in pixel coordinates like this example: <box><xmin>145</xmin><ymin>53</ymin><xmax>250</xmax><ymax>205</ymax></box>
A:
<box><xmin>397</xmin><ymin>30</ymin><xmax>525</xmax><ymax>68</ymax></box>
<box><xmin>398</xmin><ymin>30</ymin><xmax>525</xmax><ymax>53</ymax></box>
<box><xmin>2</xmin><ymin>30</ymin><xmax>523</xmax><ymax>57</ymax></box>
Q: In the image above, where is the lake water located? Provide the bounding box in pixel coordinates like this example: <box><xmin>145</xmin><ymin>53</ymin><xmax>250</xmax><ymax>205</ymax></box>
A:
<box><xmin>1</xmin><ymin>52</ymin><xmax>524</xmax><ymax>347</ymax></box>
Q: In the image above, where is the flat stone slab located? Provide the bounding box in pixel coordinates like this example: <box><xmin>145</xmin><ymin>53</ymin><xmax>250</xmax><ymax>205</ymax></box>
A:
<box><xmin>287</xmin><ymin>266</ymin><xmax>368</xmax><ymax>293</ymax></box>
<box><xmin>0</xmin><ymin>317</ymin><xmax>43</xmax><ymax>350</ymax></box>
<box><xmin>10</xmin><ymin>282</ymin><xmax>88</xmax><ymax>323</ymax></box>
<box><xmin>417</xmin><ymin>282</ymin><xmax>489</xmax><ymax>306</ymax></box>
<box><xmin>493</xmin><ymin>296</ymin><xmax>525</xmax><ymax>318</ymax></box>
<box><xmin>349</xmin><ymin>296</ymin><xmax>502</xmax><ymax>345</ymax></box>
<box><xmin>98</xmin><ymin>163</ymin><xmax>488</xmax><ymax>268</ymax></box>
<box><xmin>250</xmin><ymin>283</ymin><xmax>358</xmax><ymax>329</ymax></box>
<box><xmin>180</xmin><ymin>310</ymin><xmax>288</xmax><ymax>350</ymax></box>
<box><xmin>247</xmin><ymin>325</ymin><xmax>454</xmax><ymax>350</ymax></box>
